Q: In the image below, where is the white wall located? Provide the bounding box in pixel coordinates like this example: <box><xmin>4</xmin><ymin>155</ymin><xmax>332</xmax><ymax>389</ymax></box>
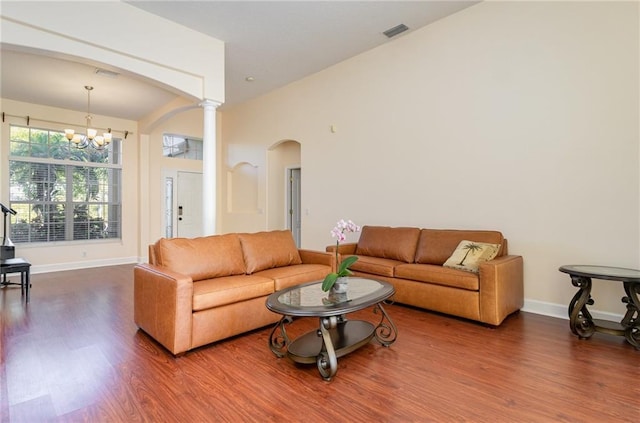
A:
<box><xmin>220</xmin><ymin>1</ymin><xmax>640</xmax><ymax>316</ymax></box>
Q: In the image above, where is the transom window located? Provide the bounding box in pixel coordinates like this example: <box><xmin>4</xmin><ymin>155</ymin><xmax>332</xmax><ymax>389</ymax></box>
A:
<box><xmin>163</xmin><ymin>134</ymin><xmax>203</xmax><ymax>160</ymax></box>
<box><xmin>8</xmin><ymin>125</ymin><xmax>122</xmax><ymax>243</ymax></box>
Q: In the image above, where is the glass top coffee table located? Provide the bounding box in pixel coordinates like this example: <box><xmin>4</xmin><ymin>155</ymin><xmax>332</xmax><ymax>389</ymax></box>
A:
<box><xmin>266</xmin><ymin>277</ymin><xmax>397</xmax><ymax>380</ymax></box>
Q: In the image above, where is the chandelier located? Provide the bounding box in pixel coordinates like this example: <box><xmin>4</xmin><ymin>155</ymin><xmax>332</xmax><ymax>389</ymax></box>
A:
<box><xmin>64</xmin><ymin>85</ymin><xmax>112</xmax><ymax>150</ymax></box>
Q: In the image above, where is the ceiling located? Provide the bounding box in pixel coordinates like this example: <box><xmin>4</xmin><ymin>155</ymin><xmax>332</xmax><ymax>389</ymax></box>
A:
<box><xmin>1</xmin><ymin>1</ymin><xmax>477</xmax><ymax>121</ymax></box>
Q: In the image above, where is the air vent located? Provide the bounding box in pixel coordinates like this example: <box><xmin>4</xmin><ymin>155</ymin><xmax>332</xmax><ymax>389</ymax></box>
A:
<box><xmin>95</xmin><ymin>68</ymin><xmax>119</xmax><ymax>78</ymax></box>
<box><xmin>383</xmin><ymin>24</ymin><xmax>409</xmax><ymax>38</ymax></box>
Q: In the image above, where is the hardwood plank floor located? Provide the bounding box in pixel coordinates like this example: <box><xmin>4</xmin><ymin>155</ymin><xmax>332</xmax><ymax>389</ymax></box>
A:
<box><xmin>1</xmin><ymin>264</ymin><xmax>638</xmax><ymax>422</ymax></box>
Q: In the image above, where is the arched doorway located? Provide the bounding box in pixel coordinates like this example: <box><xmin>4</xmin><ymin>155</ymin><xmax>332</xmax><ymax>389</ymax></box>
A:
<box><xmin>267</xmin><ymin>140</ymin><xmax>301</xmax><ymax>245</ymax></box>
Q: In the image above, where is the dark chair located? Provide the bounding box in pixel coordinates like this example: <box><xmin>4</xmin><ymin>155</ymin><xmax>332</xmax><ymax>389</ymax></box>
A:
<box><xmin>1</xmin><ymin>257</ymin><xmax>32</xmax><ymax>302</ymax></box>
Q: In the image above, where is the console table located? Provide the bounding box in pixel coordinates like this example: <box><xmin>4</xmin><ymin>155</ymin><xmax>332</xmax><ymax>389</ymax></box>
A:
<box><xmin>266</xmin><ymin>277</ymin><xmax>397</xmax><ymax>380</ymax></box>
<box><xmin>559</xmin><ymin>265</ymin><xmax>639</xmax><ymax>350</ymax></box>
<box><xmin>1</xmin><ymin>257</ymin><xmax>32</xmax><ymax>303</ymax></box>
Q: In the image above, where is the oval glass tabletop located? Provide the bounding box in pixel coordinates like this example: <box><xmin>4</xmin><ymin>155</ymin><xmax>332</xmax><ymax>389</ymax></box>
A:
<box><xmin>559</xmin><ymin>265</ymin><xmax>640</xmax><ymax>282</ymax></box>
<box><xmin>266</xmin><ymin>277</ymin><xmax>394</xmax><ymax>317</ymax></box>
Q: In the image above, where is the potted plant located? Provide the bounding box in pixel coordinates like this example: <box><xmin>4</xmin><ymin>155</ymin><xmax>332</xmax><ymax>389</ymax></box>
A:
<box><xmin>322</xmin><ymin>219</ymin><xmax>361</xmax><ymax>292</ymax></box>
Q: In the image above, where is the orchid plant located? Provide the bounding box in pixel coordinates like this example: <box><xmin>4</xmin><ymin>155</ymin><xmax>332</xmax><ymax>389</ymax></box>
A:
<box><xmin>322</xmin><ymin>219</ymin><xmax>361</xmax><ymax>292</ymax></box>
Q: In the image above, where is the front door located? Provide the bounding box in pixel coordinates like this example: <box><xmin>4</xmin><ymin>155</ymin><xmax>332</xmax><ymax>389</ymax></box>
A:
<box><xmin>177</xmin><ymin>171</ymin><xmax>203</xmax><ymax>238</ymax></box>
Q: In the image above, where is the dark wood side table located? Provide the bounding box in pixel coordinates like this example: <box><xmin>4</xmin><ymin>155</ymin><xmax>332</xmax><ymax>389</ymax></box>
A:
<box><xmin>1</xmin><ymin>257</ymin><xmax>32</xmax><ymax>303</ymax></box>
<box><xmin>559</xmin><ymin>265</ymin><xmax>640</xmax><ymax>350</ymax></box>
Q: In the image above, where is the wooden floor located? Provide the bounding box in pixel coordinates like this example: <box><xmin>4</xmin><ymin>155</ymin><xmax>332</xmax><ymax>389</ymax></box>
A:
<box><xmin>1</xmin><ymin>264</ymin><xmax>638</xmax><ymax>422</ymax></box>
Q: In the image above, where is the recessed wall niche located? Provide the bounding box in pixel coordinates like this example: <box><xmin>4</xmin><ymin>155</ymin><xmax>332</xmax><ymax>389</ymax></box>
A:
<box><xmin>227</xmin><ymin>162</ymin><xmax>259</xmax><ymax>213</ymax></box>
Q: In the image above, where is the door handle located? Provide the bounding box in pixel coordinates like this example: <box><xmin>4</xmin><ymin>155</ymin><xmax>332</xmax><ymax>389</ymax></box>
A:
<box><xmin>178</xmin><ymin>206</ymin><xmax>183</xmax><ymax>216</ymax></box>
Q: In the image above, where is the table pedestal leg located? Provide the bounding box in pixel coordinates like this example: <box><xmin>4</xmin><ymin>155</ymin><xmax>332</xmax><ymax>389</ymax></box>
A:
<box><xmin>268</xmin><ymin>315</ymin><xmax>292</xmax><ymax>357</ymax></box>
<box><xmin>373</xmin><ymin>302</ymin><xmax>397</xmax><ymax>346</ymax></box>
<box><xmin>317</xmin><ymin>315</ymin><xmax>339</xmax><ymax>381</ymax></box>
<box><xmin>621</xmin><ymin>282</ymin><xmax>640</xmax><ymax>349</ymax></box>
<box><xmin>568</xmin><ymin>275</ymin><xmax>595</xmax><ymax>339</ymax></box>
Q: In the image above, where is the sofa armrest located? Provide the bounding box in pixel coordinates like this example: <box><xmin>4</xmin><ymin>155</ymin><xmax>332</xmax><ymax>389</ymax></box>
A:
<box><xmin>134</xmin><ymin>263</ymin><xmax>194</xmax><ymax>355</ymax></box>
<box><xmin>299</xmin><ymin>249</ymin><xmax>334</xmax><ymax>268</ymax></box>
<box><xmin>325</xmin><ymin>243</ymin><xmax>357</xmax><ymax>272</ymax></box>
<box><xmin>326</xmin><ymin>243</ymin><xmax>357</xmax><ymax>255</ymax></box>
<box><xmin>478</xmin><ymin>255</ymin><xmax>524</xmax><ymax>326</ymax></box>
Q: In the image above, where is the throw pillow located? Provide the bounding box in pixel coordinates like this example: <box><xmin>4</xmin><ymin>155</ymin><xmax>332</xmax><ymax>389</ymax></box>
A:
<box><xmin>355</xmin><ymin>226</ymin><xmax>421</xmax><ymax>263</ymax></box>
<box><xmin>156</xmin><ymin>234</ymin><xmax>246</xmax><ymax>280</ymax></box>
<box><xmin>238</xmin><ymin>230</ymin><xmax>302</xmax><ymax>274</ymax></box>
<box><xmin>443</xmin><ymin>240</ymin><xmax>501</xmax><ymax>273</ymax></box>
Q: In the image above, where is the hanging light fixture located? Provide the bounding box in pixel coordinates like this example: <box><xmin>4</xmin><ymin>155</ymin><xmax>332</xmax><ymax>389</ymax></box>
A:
<box><xmin>64</xmin><ymin>85</ymin><xmax>112</xmax><ymax>150</ymax></box>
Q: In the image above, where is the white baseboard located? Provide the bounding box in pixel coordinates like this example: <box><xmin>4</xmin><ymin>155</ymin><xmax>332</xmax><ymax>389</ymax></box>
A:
<box><xmin>523</xmin><ymin>298</ymin><xmax>624</xmax><ymax>322</ymax></box>
<box><xmin>29</xmin><ymin>256</ymin><xmax>140</xmax><ymax>275</ymax></box>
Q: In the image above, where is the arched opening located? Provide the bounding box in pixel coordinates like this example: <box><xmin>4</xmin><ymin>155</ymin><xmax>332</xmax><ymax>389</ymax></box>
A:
<box><xmin>227</xmin><ymin>161</ymin><xmax>259</xmax><ymax>214</ymax></box>
<box><xmin>267</xmin><ymin>140</ymin><xmax>301</xmax><ymax>244</ymax></box>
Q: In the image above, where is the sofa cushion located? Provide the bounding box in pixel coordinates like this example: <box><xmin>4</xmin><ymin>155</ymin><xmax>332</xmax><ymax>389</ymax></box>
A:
<box><xmin>443</xmin><ymin>240</ymin><xmax>500</xmax><ymax>273</ymax></box>
<box><xmin>355</xmin><ymin>226</ymin><xmax>420</xmax><ymax>263</ymax></box>
<box><xmin>192</xmin><ymin>274</ymin><xmax>274</xmax><ymax>311</ymax></box>
<box><xmin>255</xmin><ymin>264</ymin><xmax>332</xmax><ymax>291</ymax></box>
<box><xmin>155</xmin><ymin>234</ymin><xmax>246</xmax><ymax>281</ymax></box>
<box><xmin>238</xmin><ymin>230</ymin><xmax>302</xmax><ymax>274</ymax></box>
<box><xmin>395</xmin><ymin>263</ymin><xmax>480</xmax><ymax>291</ymax></box>
<box><xmin>350</xmin><ymin>255</ymin><xmax>405</xmax><ymax>278</ymax></box>
<box><xmin>414</xmin><ymin>229</ymin><xmax>504</xmax><ymax>265</ymax></box>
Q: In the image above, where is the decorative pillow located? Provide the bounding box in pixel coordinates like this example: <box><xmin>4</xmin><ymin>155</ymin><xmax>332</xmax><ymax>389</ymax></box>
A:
<box><xmin>414</xmin><ymin>229</ymin><xmax>504</xmax><ymax>265</ymax></box>
<box><xmin>443</xmin><ymin>240</ymin><xmax>501</xmax><ymax>273</ymax></box>
<box><xmin>355</xmin><ymin>226</ymin><xmax>421</xmax><ymax>263</ymax></box>
<box><xmin>156</xmin><ymin>234</ymin><xmax>246</xmax><ymax>281</ymax></box>
<box><xmin>238</xmin><ymin>230</ymin><xmax>302</xmax><ymax>274</ymax></box>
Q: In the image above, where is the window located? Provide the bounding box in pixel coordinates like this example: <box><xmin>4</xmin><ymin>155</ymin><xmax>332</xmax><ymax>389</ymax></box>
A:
<box><xmin>162</xmin><ymin>134</ymin><xmax>203</xmax><ymax>160</ymax></box>
<box><xmin>8</xmin><ymin>125</ymin><xmax>122</xmax><ymax>243</ymax></box>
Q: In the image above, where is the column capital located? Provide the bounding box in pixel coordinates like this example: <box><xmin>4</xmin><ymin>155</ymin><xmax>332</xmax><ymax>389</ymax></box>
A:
<box><xmin>199</xmin><ymin>99</ymin><xmax>223</xmax><ymax>110</ymax></box>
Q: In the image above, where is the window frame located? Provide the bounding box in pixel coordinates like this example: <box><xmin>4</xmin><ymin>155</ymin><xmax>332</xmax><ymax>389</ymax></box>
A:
<box><xmin>162</xmin><ymin>133</ymin><xmax>203</xmax><ymax>160</ymax></box>
<box><xmin>7</xmin><ymin>124</ymin><xmax>123</xmax><ymax>245</ymax></box>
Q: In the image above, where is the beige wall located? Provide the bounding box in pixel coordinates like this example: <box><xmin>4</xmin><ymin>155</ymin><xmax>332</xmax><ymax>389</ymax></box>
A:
<box><xmin>1</xmin><ymin>1</ymin><xmax>637</xmax><ymax>319</ymax></box>
<box><xmin>220</xmin><ymin>1</ymin><xmax>640</xmax><ymax>317</ymax></box>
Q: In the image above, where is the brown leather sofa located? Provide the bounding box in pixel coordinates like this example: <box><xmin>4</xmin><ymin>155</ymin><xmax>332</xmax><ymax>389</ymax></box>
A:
<box><xmin>328</xmin><ymin>226</ymin><xmax>523</xmax><ymax>326</ymax></box>
<box><xmin>134</xmin><ymin>230</ymin><xmax>333</xmax><ymax>355</ymax></box>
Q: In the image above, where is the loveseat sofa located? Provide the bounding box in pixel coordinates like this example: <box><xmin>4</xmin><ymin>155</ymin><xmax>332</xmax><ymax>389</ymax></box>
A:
<box><xmin>328</xmin><ymin>226</ymin><xmax>523</xmax><ymax>326</ymax></box>
<box><xmin>134</xmin><ymin>230</ymin><xmax>333</xmax><ymax>355</ymax></box>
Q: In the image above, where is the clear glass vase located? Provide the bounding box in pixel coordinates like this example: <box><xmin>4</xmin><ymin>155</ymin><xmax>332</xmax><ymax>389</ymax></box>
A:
<box><xmin>332</xmin><ymin>277</ymin><xmax>349</xmax><ymax>294</ymax></box>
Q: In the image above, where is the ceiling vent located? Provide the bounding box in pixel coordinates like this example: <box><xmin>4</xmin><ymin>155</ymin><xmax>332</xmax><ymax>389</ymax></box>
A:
<box><xmin>95</xmin><ymin>68</ymin><xmax>119</xmax><ymax>78</ymax></box>
<box><xmin>383</xmin><ymin>24</ymin><xmax>409</xmax><ymax>38</ymax></box>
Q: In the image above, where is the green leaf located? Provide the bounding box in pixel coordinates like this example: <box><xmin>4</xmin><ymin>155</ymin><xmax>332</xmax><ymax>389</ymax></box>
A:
<box><xmin>338</xmin><ymin>255</ymin><xmax>358</xmax><ymax>274</ymax></box>
<box><xmin>322</xmin><ymin>272</ymin><xmax>338</xmax><ymax>291</ymax></box>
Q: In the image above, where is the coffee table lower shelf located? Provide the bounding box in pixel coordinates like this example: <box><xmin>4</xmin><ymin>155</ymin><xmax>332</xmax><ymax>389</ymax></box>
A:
<box><xmin>287</xmin><ymin>320</ymin><xmax>375</xmax><ymax>364</ymax></box>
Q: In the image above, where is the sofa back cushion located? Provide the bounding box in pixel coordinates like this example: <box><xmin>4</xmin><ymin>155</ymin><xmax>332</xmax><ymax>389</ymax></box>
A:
<box><xmin>414</xmin><ymin>229</ymin><xmax>504</xmax><ymax>265</ymax></box>
<box><xmin>154</xmin><ymin>233</ymin><xmax>246</xmax><ymax>281</ymax></box>
<box><xmin>355</xmin><ymin>226</ymin><xmax>421</xmax><ymax>263</ymax></box>
<box><xmin>238</xmin><ymin>230</ymin><xmax>302</xmax><ymax>274</ymax></box>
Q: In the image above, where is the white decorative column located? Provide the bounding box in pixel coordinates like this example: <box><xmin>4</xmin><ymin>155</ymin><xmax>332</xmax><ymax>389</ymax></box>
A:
<box><xmin>200</xmin><ymin>99</ymin><xmax>221</xmax><ymax>235</ymax></box>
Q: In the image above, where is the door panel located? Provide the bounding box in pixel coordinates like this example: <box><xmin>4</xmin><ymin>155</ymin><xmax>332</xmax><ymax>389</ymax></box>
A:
<box><xmin>177</xmin><ymin>171</ymin><xmax>203</xmax><ymax>238</ymax></box>
<box><xmin>288</xmin><ymin>168</ymin><xmax>301</xmax><ymax>247</ymax></box>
